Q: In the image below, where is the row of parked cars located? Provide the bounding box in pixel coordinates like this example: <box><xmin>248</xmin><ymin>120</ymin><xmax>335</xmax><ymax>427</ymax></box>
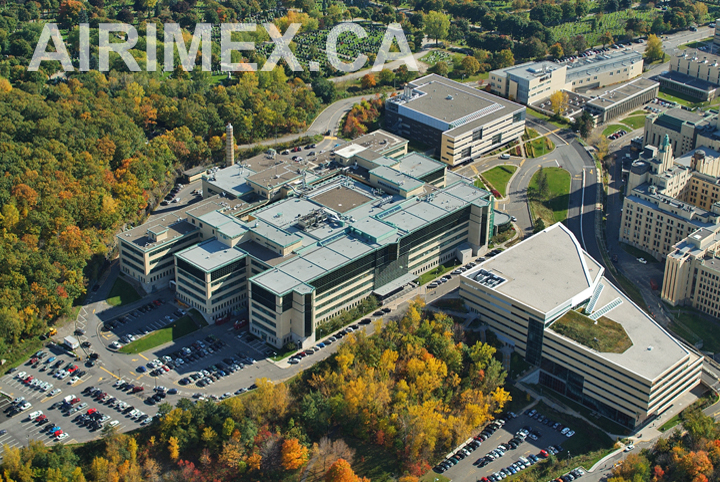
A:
<box><xmin>527</xmin><ymin>408</ymin><xmax>575</xmax><ymax>437</ymax></box>
<box><xmin>30</xmin><ymin>411</ymin><xmax>70</xmax><ymax>441</ymax></box>
<box><xmin>82</xmin><ymin>385</ymin><xmax>153</xmax><ymax>426</ymax></box>
<box><xmin>289</xmin><ymin>317</ymin><xmax>377</xmax><ymax>364</ymax></box>
<box><xmin>607</xmin><ymin>129</ymin><xmax>627</xmax><ymax>141</ymax></box>
<box><xmin>160</xmin><ymin>184</ymin><xmax>184</xmax><ymax>206</ymax></box>
<box><xmin>178</xmin><ymin>351</ymin><xmax>255</xmax><ymax>388</ymax></box>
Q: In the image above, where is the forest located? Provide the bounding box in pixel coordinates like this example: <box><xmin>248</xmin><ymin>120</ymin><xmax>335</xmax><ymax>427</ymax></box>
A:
<box><xmin>0</xmin><ymin>65</ymin><xmax>321</xmax><ymax>364</ymax></box>
<box><xmin>0</xmin><ymin>299</ymin><xmax>512</xmax><ymax>481</ymax></box>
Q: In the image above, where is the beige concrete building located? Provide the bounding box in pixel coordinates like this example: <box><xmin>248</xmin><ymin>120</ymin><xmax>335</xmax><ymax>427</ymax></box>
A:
<box><xmin>584</xmin><ymin>78</ymin><xmax>659</xmax><ymax>125</ymax></box>
<box><xmin>662</xmin><ymin>226</ymin><xmax>720</xmax><ymax>319</ymax></box>
<box><xmin>660</xmin><ymin>50</ymin><xmax>720</xmax><ymax>101</ymax></box>
<box><xmin>643</xmin><ymin>108</ymin><xmax>716</xmax><ymax>158</ymax></box>
<box><xmin>460</xmin><ymin>223</ymin><xmax>703</xmax><ymax>429</ymax></box>
<box><xmin>490</xmin><ymin>51</ymin><xmax>644</xmax><ymax>106</ymax></box>
<box><xmin>385</xmin><ymin>74</ymin><xmax>526</xmax><ymax>166</ymax></box>
<box><xmin>620</xmin><ymin>140</ymin><xmax>720</xmax><ymax>259</ymax></box>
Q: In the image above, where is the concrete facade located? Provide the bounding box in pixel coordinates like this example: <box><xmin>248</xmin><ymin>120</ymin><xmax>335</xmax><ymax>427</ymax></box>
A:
<box><xmin>385</xmin><ymin>74</ymin><xmax>526</xmax><ymax>166</ymax></box>
<box><xmin>584</xmin><ymin>78</ymin><xmax>659</xmax><ymax>124</ymax></box>
<box><xmin>643</xmin><ymin>108</ymin><xmax>715</xmax><ymax>157</ymax></box>
<box><xmin>459</xmin><ymin>224</ymin><xmax>703</xmax><ymax>429</ymax></box>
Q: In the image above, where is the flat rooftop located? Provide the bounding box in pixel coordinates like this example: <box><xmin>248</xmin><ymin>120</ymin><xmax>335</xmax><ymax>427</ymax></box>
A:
<box><xmin>586</xmin><ymin>78</ymin><xmax>659</xmax><ymax>110</ymax></box>
<box><xmin>388</xmin><ymin>74</ymin><xmax>524</xmax><ymax>135</ymax></box>
<box><xmin>462</xmin><ymin>224</ymin><xmax>602</xmax><ymax>313</ymax></box>
<box><xmin>176</xmin><ymin>239</ymin><xmax>245</xmax><ymax>272</ymax></box>
<box><xmin>565</xmin><ymin>50</ymin><xmax>642</xmax><ymax>79</ymax></box>
<box><xmin>118</xmin><ymin>215</ymin><xmax>199</xmax><ymax>251</ymax></box>
<box><xmin>503</xmin><ymin>61</ymin><xmax>565</xmax><ymax>81</ymax></box>
<box><xmin>393</xmin><ymin>153</ymin><xmax>445</xmax><ymax>179</ymax></box>
<box><xmin>370</xmin><ymin>166</ymin><xmax>424</xmax><ymax>191</ymax></box>
<box><xmin>311</xmin><ymin>185</ymin><xmax>373</xmax><ymax>213</ymax></box>
<box><xmin>660</xmin><ymin>70</ymin><xmax>718</xmax><ymax>93</ymax></box>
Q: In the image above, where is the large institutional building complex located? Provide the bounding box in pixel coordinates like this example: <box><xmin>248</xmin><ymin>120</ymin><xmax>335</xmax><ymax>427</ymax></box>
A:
<box><xmin>385</xmin><ymin>74</ymin><xmax>526</xmax><ymax>166</ymax></box>
<box><xmin>118</xmin><ymin>129</ymin><xmax>497</xmax><ymax>348</ymax></box>
<box><xmin>620</xmin><ymin>137</ymin><xmax>720</xmax><ymax>260</ymax></box>
<box><xmin>643</xmin><ymin>107</ymin><xmax>716</xmax><ymax>157</ymax></box>
<box><xmin>659</xmin><ymin>50</ymin><xmax>720</xmax><ymax>101</ymax></box>
<box><xmin>460</xmin><ymin>223</ymin><xmax>703</xmax><ymax>428</ymax></box>
<box><xmin>490</xmin><ymin>51</ymin><xmax>644</xmax><ymax>104</ymax></box>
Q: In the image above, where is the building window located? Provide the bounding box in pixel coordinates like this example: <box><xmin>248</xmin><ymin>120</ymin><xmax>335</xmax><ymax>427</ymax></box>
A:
<box><xmin>461</xmin><ymin>147</ymin><xmax>471</xmax><ymax>158</ymax></box>
<box><xmin>492</xmin><ymin>133</ymin><xmax>502</xmax><ymax>144</ymax></box>
<box><xmin>473</xmin><ymin>128</ymin><xmax>483</xmax><ymax>141</ymax></box>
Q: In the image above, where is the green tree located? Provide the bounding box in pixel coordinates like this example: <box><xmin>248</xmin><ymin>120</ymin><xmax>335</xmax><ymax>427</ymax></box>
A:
<box><xmin>379</xmin><ymin>68</ymin><xmax>396</xmax><ymax>86</ymax></box>
<box><xmin>599</xmin><ymin>31</ymin><xmax>614</xmax><ymax>47</ymax></box>
<box><xmin>461</xmin><ymin>56</ymin><xmax>480</xmax><ymax>75</ymax></box>
<box><xmin>430</xmin><ymin>60</ymin><xmax>449</xmax><ymax>76</ymax></box>
<box><xmin>424</xmin><ymin>11</ymin><xmax>450</xmax><ymax>45</ymax></box>
<box><xmin>312</xmin><ymin>77</ymin><xmax>337</xmax><ymax>104</ymax></box>
<box><xmin>533</xmin><ymin>217</ymin><xmax>546</xmax><ymax>233</ymax></box>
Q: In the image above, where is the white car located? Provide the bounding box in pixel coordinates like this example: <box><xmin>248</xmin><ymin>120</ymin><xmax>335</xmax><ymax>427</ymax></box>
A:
<box><xmin>28</xmin><ymin>410</ymin><xmax>43</xmax><ymax>421</ymax></box>
<box><xmin>68</xmin><ymin>376</ymin><xmax>80</xmax><ymax>384</ymax></box>
<box><xmin>55</xmin><ymin>370</ymin><xmax>67</xmax><ymax>379</ymax></box>
<box><xmin>109</xmin><ymin>420</ymin><xmax>120</xmax><ymax>428</ymax></box>
<box><xmin>561</xmin><ymin>427</ymin><xmax>570</xmax><ymax>435</ymax></box>
<box><xmin>113</xmin><ymin>379</ymin><xmax>125</xmax><ymax>388</ymax></box>
<box><xmin>56</xmin><ymin>433</ymin><xmax>69</xmax><ymax>441</ymax></box>
<box><xmin>624</xmin><ymin>444</ymin><xmax>634</xmax><ymax>452</ymax></box>
<box><xmin>500</xmin><ymin>153</ymin><xmax>511</xmax><ymax>159</ymax></box>
<box><xmin>110</xmin><ymin>342</ymin><xmax>122</xmax><ymax>350</ymax></box>
<box><xmin>19</xmin><ymin>402</ymin><xmax>31</xmax><ymax>411</ymax></box>
<box><xmin>16</xmin><ymin>371</ymin><xmax>26</xmax><ymax>379</ymax></box>
<box><xmin>637</xmin><ymin>257</ymin><xmax>647</xmax><ymax>264</ymax></box>
<box><xmin>58</xmin><ymin>371</ymin><xmax>69</xmax><ymax>380</ymax></box>
<box><xmin>141</xmin><ymin>416</ymin><xmax>153</xmax><ymax>425</ymax></box>
<box><xmin>49</xmin><ymin>389</ymin><xmax>61</xmax><ymax>397</ymax></box>
<box><xmin>565</xmin><ymin>430</ymin><xmax>575</xmax><ymax>437</ymax></box>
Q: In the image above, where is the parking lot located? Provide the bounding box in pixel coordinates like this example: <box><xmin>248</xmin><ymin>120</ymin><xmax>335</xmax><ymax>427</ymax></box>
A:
<box><xmin>439</xmin><ymin>407</ymin><xmax>580</xmax><ymax>482</ymax></box>
<box><xmin>0</xmin><ymin>345</ymin><xmax>170</xmax><ymax>459</ymax></box>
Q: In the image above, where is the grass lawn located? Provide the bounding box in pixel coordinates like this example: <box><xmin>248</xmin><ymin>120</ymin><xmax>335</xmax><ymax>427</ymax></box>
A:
<box><xmin>629</xmin><ymin>111</ymin><xmax>646</xmax><ymax>116</ymax></box>
<box><xmin>528</xmin><ymin>167</ymin><xmax>571</xmax><ymax>226</ymax></box>
<box><xmin>119</xmin><ymin>313</ymin><xmax>204</xmax><ymax>354</ymax></box>
<box><xmin>602</xmin><ymin>124</ymin><xmax>626</xmax><ymax>137</ymax></box>
<box><xmin>679</xmin><ymin>37</ymin><xmax>714</xmax><ymax>49</ymax></box>
<box><xmin>669</xmin><ymin>310</ymin><xmax>720</xmax><ymax>353</ymax></box>
<box><xmin>509</xmin><ymin>352</ymin><xmax>531</xmax><ymax>380</ymax></box>
<box><xmin>417</xmin><ymin>260</ymin><xmax>462</xmax><ymax>286</ymax></box>
<box><xmin>474</xmin><ymin>178</ymin><xmax>487</xmax><ymax>190</ymax></box>
<box><xmin>482</xmin><ymin>165</ymin><xmax>518</xmax><ymax>197</ymax></box>
<box><xmin>658</xmin><ymin>88</ymin><xmax>720</xmax><ymax>109</ymax></box>
<box><xmin>431</xmin><ymin>298</ymin><xmax>468</xmax><ymax>313</ymax></box>
<box><xmin>420</xmin><ymin>473</ymin><xmax>450</xmax><ymax>482</ymax></box>
<box><xmin>504</xmin><ymin>383</ymin><xmax>535</xmax><ymax>414</ymax></box>
<box><xmin>526</xmin><ymin>136</ymin><xmax>555</xmax><ymax>158</ymax></box>
<box><xmin>106</xmin><ymin>277</ymin><xmax>142</xmax><ymax>307</ymax></box>
<box><xmin>620</xmin><ymin>242</ymin><xmax>658</xmax><ymax>262</ymax></box>
<box><xmin>526</xmin><ymin>108</ymin><xmax>571</xmax><ymax>130</ymax></box>
<box><xmin>552</xmin><ymin>310</ymin><xmax>633</xmax><ymax>353</ymax></box>
<box><xmin>621</xmin><ymin>116</ymin><xmax>645</xmax><ymax>130</ymax></box>
<box><xmin>659</xmin><ymin>413</ymin><xmax>681</xmax><ymax>432</ymax></box>
<box><xmin>539</xmin><ymin>387</ymin><xmax>631</xmax><ymax>435</ymax></box>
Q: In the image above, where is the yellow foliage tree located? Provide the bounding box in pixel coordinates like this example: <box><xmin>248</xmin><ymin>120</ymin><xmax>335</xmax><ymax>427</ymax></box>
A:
<box><xmin>281</xmin><ymin>438</ymin><xmax>309</xmax><ymax>470</ymax></box>
<box><xmin>168</xmin><ymin>437</ymin><xmax>180</xmax><ymax>461</ymax></box>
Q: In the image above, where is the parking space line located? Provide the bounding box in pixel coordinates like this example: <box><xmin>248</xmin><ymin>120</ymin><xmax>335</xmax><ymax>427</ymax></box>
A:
<box><xmin>139</xmin><ymin>354</ymin><xmax>148</xmax><ymax>361</ymax></box>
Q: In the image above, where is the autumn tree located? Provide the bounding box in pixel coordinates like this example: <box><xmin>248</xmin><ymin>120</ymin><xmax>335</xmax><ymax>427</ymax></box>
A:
<box><xmin>325</xmin><ymin>458</ymin><xmax>369</xmax><ymax>482</ymax></box>
<box><xmin>282</xmin><ymin>438</ymin><xmax>309</xmax><ymax>470</ymax></box>
<box><xmin>645</xmin><ymin>34</ymin><xmax>664</xmax><ymax>63</ymax></box>
<box><xmin>168</xmin><ymin>437</ymin><xmax>180</xmax><ymax>460</ymax></box>
<box><xmin>549</xmin><ymin>90</ymin><xmax>569</xmax><ymax>117</ymax></box>
<box><xmin>361</xmin><ymin>73</ymin><xmax>377</xmax><ymax>90</ymax></box>
<box><xmin>549</xmin><ymin>43</ymin><xmax>564</xmax><ymax>59</ymax></box>
<box><xmin>599</xmin><ymin>31</ymin><xmax>614</xmax><ymax>47</ymax></box>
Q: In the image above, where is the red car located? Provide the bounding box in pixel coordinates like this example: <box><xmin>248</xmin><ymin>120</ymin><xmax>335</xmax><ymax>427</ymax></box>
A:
<box><xmin>70</xmin><ymin>397</ymin><xmax>80</xmax><ymax>405</ymax></box>
<box><xmin>30</xmin><ymin>357</ymin><xmax>38</xmax><ymax>364</ymax></box>
<box><xmin>539</xmin><ymin>449</ymin><xmax>549</xmax><ymax>458</ymax></box>
<box><xmin>25</xmin><ymin>376</ymin><xmax>33</xmax><ymax>384</ymax></box>
<box><xmin>87</xmin><ymin>408</ymin><xmax>97</xmax><ymax>415</ymax></box>
<box><xmin>36</xmin><ymin>414</ymin><xmax>47</xmax><ymax>422</ymax></box>
<box><xmin>95</xmin><ymin>392</ymin><xmax>107</xmax><ymax>400</ymax></box>
<box><xmin>153</xmin><ymin>300</ymin><xmax>161</xmax><ymax>306</ymax></box>
<box><xmin>68</xmin><ymin>365</ymin><xmax>78</xmax><ymax>374</ymax></box>
<box><xmin>132</xmin><ymin>386</ymin><xmax>144</xmax><ymax>393</ymax></box>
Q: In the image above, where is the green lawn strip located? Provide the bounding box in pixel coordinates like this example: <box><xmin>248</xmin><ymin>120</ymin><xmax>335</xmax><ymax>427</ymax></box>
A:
<box><xmin>538</xmin><ymin>386</ymin><xmax>631</xmax><ymax>435</ymax></box>
<box><xmin>658</xmin><ymin>88</ymin><xmax>720</xmax><ymax>109</ymax></box>
<box><xmin>474</xmin><ymin>178</ymin><xmax>487</xmax><ymax>190</ymax></box>
<box><xmin>417</xmin><ymin>260</ymin><xmax>462</xmax><ymax>286</ymax></box>
<box><xmin>529</xmin><ymin>167</ymin><xmax>571</xmax><ymax>226</ymax></box>
<box><xmin>659</xmin><ymin>413</ymin><xmax>681</xmax><ymax>432</ymax></box>
<box><xmin>526</xmin><ymin>108</ymin><xmax>570</xmax><ymax>129</ymax></box>
<box><xmin>669</xmin><ymin>311</ymin><xmax>720</xmax><ymax>353</ymax></box>
<box><xmin>602</xmin><ymin>124</ymin><xmax>626</xmax><ymax>137</ymax></box>
<box><xmin>551</xmin><ymin>310</ymin><xmax>633</xmax><ymax>354</ymax></box>
<box><xmin>0</xmin><ymin>338</ymin><xmax>45</xmax><ymax>376</ymax></box>
<box><xmin>119</xmin><ymin>314</ymin><xmax>202</xmax><ymax>354</ymax></box>
<box><xmin>420</xmin><ymin>473</ymin><xmax>450</xmax><ymax>482</ymax></box>
<box><xmin>621</xmin><ymin>116</ymin><xmax>645</xmax><ymax>130</ymax></box>
<box><xmin>679</xmin><ymin>37</ymin><xmax>714</xmax><ymax>49</ymax></box>
<box><xmin>629</xmin><ymin>111</ymin><xmax>646</xmax><ymax>116</ymax></box>
<box><xmin>620</xmin><ymin>242</ymin><xmax>658</xmax><ymax>262</ymax></box>
<box><xmin>431</xmin><ymin>298</ymin><xmax>468</xmax><ymax>313</ymax></box>
<box><xmin>482</xmin><ymin>165</ymin><xmax>518</xmax><ymax>197</ymax></box>
<box><xmin>527</xmin><ymin>136</ymin><xmax>555</xmax><ymax>158</ymax></box>
<box><xmin>106</xmin><ymin>277</ymin><xmax>142</xmax><ymax>307</ymax></box>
